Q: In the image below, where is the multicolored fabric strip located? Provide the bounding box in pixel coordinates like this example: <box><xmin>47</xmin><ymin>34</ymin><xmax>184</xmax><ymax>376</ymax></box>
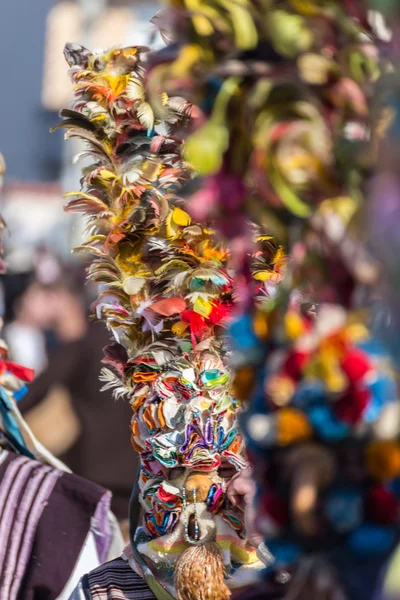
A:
<box><xmin>0</xmin><ymin>451</ymin><xmax>62</xmax><ymax>599</ymax></box>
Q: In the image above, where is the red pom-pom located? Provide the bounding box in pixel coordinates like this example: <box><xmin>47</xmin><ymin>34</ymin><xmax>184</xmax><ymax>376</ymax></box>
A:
<box><xmin>341</xmin><ymin>349</ymin><xmax>371</xmax><ymax>383</ymax></box>
<box><xmin>334</xmin><ymin>387</ymin><xmax>370</xmax><ymax>424</ymax></box>
<box><xmin>367</xmin><ymin>484</ymin><xmax>398</xmax><ymax>524</ymax></box>
<box><xmin>208</xmin><ymin>301</ymin><xmax>232</xmax><ymax>325</ymax></box>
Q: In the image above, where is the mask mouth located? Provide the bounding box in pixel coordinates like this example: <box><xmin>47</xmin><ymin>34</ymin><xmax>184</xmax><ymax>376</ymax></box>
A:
<box><xmin>188</xmin><ymin>514</ymin><xmax>198</xmax><ymax>539</ymax></box>
<box><xmin>185</xmin><ymin>503</ymin><xmax>217</xmax><ymax>544</ymax></box>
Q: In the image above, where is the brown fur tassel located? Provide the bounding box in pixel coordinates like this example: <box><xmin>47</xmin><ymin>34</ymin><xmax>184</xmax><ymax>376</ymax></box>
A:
<box><xmin>175</xmin><ymin>542</ymin><xmax>231</xmax><ymax>600</ymax></box>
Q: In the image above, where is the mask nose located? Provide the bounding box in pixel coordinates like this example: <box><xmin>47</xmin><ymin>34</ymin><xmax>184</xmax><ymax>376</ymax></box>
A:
<box><xmin>185</xmin><ymin>472</ymin><xmax>212</xmax><ymax>502</ymax></box>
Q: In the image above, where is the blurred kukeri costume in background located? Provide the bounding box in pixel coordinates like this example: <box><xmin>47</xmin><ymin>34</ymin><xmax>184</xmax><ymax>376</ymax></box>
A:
<box><xmin>55</xmin><ymin>40</ymin><xmax>287</xmax><ymax>600</ymax></box>
<box><xmin>145</xmin><ymin>1</ymin><xmax>400</xmax><ymax>600</ymax></box>
<box><xmin>0</xmin><ymin>153</ymin><xmax>123</xmax><ymax>599</ymax></box>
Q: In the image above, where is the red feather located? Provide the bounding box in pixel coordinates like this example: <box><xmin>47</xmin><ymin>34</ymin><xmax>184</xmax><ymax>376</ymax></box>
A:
<box><xmin>149</xmin><ymin>297</ymin><xmax>186</xmax><ymax>316</ymax></box>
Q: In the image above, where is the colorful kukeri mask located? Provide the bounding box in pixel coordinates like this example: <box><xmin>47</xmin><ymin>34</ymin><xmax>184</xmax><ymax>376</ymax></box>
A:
<box><xmin>131</xmin><ymin>352</ymin><xmax>260</xmax><ymax>593</ymax></box>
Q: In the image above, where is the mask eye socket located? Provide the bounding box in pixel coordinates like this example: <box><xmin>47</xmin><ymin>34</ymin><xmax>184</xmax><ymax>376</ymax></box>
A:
<box><xmin>93</xmin><ymin>58</ymin><xmax>102</xmax><ymax>71</ymax></box>
<box><xmin>218</xmin><ymin>463</ymin><xmax>237</xmax><ymax>480</ymax></box>
<box><xmin>168</xmin><ymin>467</ymin><xmax>185</xmax><ymax>481</ymax></box>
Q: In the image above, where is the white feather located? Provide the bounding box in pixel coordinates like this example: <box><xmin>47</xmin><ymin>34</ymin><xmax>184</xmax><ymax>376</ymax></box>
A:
<box><xmin>99</xmin><ymin>368</ymin><xmax>131</xmax><ymax>400</ymax></box>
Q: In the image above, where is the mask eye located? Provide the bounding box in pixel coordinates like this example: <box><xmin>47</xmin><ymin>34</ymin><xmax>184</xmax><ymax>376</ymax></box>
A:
<box><xmin>218</xmin><ymin>463</ymin><xmax>237</xmax><ymax>480</ymax></box>
<box><xmin>168</xmin><ymin>467</ymin><xmax>185</xmax><ymax>481</ymax></box>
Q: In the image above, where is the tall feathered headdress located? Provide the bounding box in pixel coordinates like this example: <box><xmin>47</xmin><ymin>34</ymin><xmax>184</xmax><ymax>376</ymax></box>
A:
<box><xmin>56</xmin><ymin>43</ymin><xmax>283</xmax><ymax>599</ymax></box>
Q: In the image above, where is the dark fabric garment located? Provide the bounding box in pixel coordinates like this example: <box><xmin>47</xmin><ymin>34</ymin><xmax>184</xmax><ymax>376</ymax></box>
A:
<box><xmin>20</xmin><ymin>321</ymin><xmax>138</xmax><ymax>520</ymax></box>
<box><xmin>79</xmin><ymin>563</ymin><xmax>286</xmax><ymax>600</ymax></box>
<box><xmin>83</xmin><ymin>557</ymin><xmax>156</xmax><ymax>600</ymax></box>
<box><xmin>0</xmin><ymin>449</ymin><xmax>109</xmax><ymax>600</ymax></box>
<box><xmin>235</xmin><ymin>552</ymin><xmax>388</xmax><ymax>600</ymax></box>
<box><xmin>21</xmin><ymin>468</ymin><xmax>108</xmax><ymax>599</ymax></box>
<box><xmin>0</xmin><ymin>452</ymin><xmax>61</xmax><ymax>600</ymax></box>
<box><xmin>330</xmin><ymin>549</ymin><xmax>388</xmax><ymax>600</ymax></box>
<box><xmin>233</xmin><ymin>583</ymin><xmax>285</xmax><ymax>600</ymax></box>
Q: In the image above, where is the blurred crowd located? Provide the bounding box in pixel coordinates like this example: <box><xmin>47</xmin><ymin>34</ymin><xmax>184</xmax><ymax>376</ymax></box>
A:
<box><xmin>0</xmin><ymin>0</ymin><xmax>161</xmax><ymax>552</ymax></box>
<box><xmin>1</xmin><ymin>247</ymin><xmax>138</xmax><ymax>532</ymax></box>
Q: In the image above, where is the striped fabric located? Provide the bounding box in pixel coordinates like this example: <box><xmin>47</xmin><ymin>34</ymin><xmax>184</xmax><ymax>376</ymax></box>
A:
<box><xmin>0</xmin><ymin>451</ymin><xmax>62</xmax><ymax>599</ymax></box>
<box><xmin>84</xmin><ymin>557</ymin><xmax>157</xmax><ymax>600</ymax></box>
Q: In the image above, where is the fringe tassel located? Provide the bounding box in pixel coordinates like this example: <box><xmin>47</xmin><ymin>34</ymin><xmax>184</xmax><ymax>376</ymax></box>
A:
<box><xmin>175</xmin><ymin>542</ymin><xmax>231</xmax><ymax>600</ymax></box>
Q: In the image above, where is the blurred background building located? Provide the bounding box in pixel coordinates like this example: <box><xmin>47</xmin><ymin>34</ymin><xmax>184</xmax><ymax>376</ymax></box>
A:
<box><xmin>0</xmin><ymin>0</ymin><xmax>162</xmax><ymax>532</ymax></box>
<box><xmin>1</xmin><ymin>0</ymin><xmax>161</xmax><ymax>268</ymax></box>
